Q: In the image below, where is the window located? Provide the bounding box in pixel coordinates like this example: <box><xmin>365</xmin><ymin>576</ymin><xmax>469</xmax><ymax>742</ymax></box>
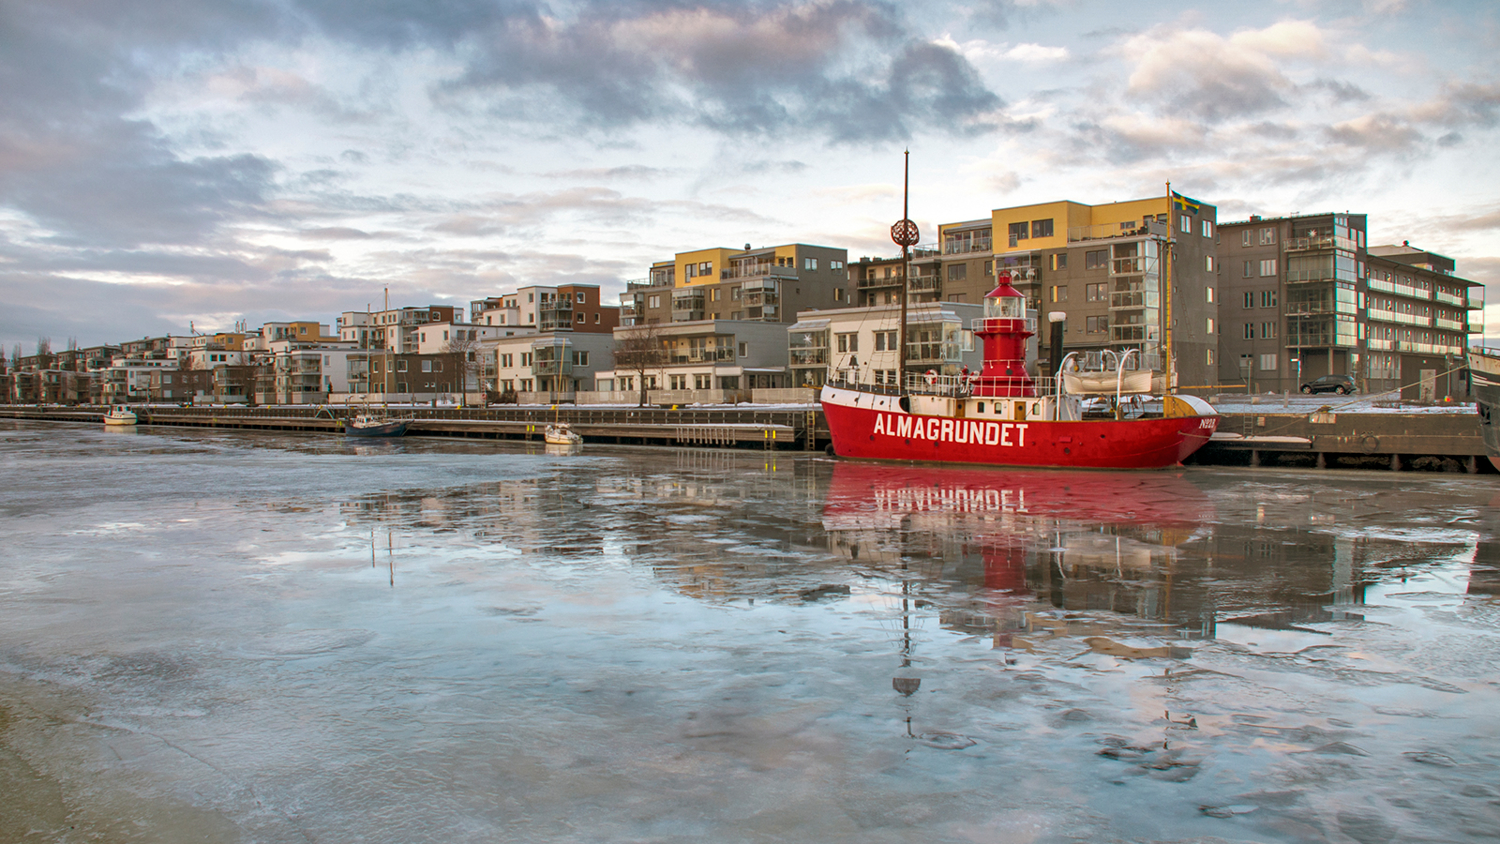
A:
<box><xmin>1243</xmin><ymin>291</ymin><xmax>1254</xmax><ymax>309</ymax></box>
<box><xmin>830</xmin><ymin>260</ymin><xmax>844</xmax><ymax>271</ymax></box>
<box><xmin>1085</xmin><ymin>250</ymin><xmax>1107</xmax><ymax>270</ymax></box>
<box><xmin>1050</xmin><ymin>253</ymin><xmax>1067</xmax><ymax>271</ymax></box>
<box><xmin>1244</xmin><ymin>261</ymin><xmax>1254</xmax><ymax>278</ymax></box>
<box><xmin>731</xmin><ymin>287</ymin><xmax>742</xmax><ymax>300</ymax></box>
<box><xmin>397</xmin><ymin>360</ymin><xmax>407</xmax><ymax>372</ymax></box>
<box><xmin>738</xmin><ymin>342</ymin><xmax>748</xmax><ymax>356</ymax></box>
<box><xmin>1242</xmin><ymin>230</ymin><xmax>1251</xmax><ymax>247</ymax></box>
<box><xmin>669</xmin><ymin>374</ymin><xmax>686</xmax><ymax>390</ymax></box>
<box><xmin>836</xmin><ymin>333</ymin><xmax>858</xmax><ymax>353</ymax></box>
<box><xmin>572</xmin><ymin>351</ymin><xmax>590</xmax><ymax>366</ymax></box>
<box><xmin>804</xmin><ymin>257</ymin><xmax>818</xmax><ymax>271</ymax></box>
<box><xmin>577</xmin><ymin>292</ymin><xmax>585</xmax><ymax>304</ymax></box>
<box><xmin>1180</xmin><ymin>215</ymin><xmax>1190</xmax><ymax>233</ymax></box>
<box><xmin>1086</xmin><ymin>282</ymin><xmax>1106</xmax><ymax>301</ymax></box>
<box><xmin>1202</xmin><ymin>221</ymin><xmax>1213</xmax><ymax>238</ymax></box>
<box><xmin>695</xmin><ymin>374</ymin><xmax>711</xmax><ymax>390</ymax></box>
<box><xmin>594</xmin><ymin>314</ymin><xmax>601</xmax><ymax>324</ymax></box>
<box><xmin>648</xmin><ymin>295</ymin><xmax>660</xmax><ymax>309</ymax></box>
<box><xmin>500</xmin><ymin>353</ymin><xmax>512</xmax><ymax>368</ymax></box>
<box><xmin>576</xmin><ymin>313</ymin><xmax>585</xmax><ymax>323</ymax></box>
<box><xmin>983</xmin><ymin>260</ymin><xmax>994</xmax><ymax>276</ymax></box>
<box><xmin>521</xmin><ymin>352</ymin><xmax>532</xmax><ymax>366</ymax></box>
<box><xmin>948</xmin><ymin>264</ymin><xmax>967</xmax><ymax>281</ymax></box>
<box><xmin>1008</xmin><ymin>221</ymin><xmax>1028</xmax><ymax>242</ymax></box>
<box><xmin>1207</xmin><ymin>348</ymin><xmax>1215</xmax><ymax>365</ymax></box>
<box><xmin>1031</xmin><ymin>219</ymin><xmax>1054</xmax><ymax>239</ymax></box>
<box><xmin>833</xmin><ymin>287</ymin><xmax>844</xmax><ymax>302</ymax></box>
<box><xmin>874</xmin><ymin>330</ymin><xmax>898</xmax><ymax>351</ymax></box>
<box><xmin>1206</xmin><ymin>256</ymin><xmax>1215</xmax><ymax>272</ymax></box>
<box><xmin>1051</xmin><ymin>285</ymin><xmax>1067</xmax><ymax>302</ymax></box>
<box><xmin>1261</xmin><ymin>321</ymin><xmax>1277</xmax><ymax>339</ymax></box>
<box><xmin>1206</xmin><ymin>286</ymin><xmax>1215</xmax><ymax>303</ymax></box>
<box><xmin>1261</xmin><ymin>289</ymin><xmax>1277</xmax><ymax>308</ymax></box>
<box><xmin>1243</xmin><ymin>323</ymin><xmax>1255</xmax><ymax>339</ymax></box>
<box><xmin>1086</xmin><ymin>315</ymin><xmax>1109</xmax><ymax>333</ymax></box>
<box><xmin>1207</xmin><ymin>318</ymin><xmax>1215</xmax><ymax>334</ymax></box>
<box><xmin>1260</xmin><ymin>259</ymin><xmax>1277</xmax><ymax>277</ymax></box>
<box><xmin>700</xmin><ymin>261</ymin><xmax>712</xmax><ymax>276</ymax></box>
<box><xmin>1259</xmin><ymin>353</ymin><xmax>1278</xmax><ymax>371</ymax></box>
<box><xmin>528</xmin><ymin>293</ymin><xmax>534</xmax><ymax>303</ymax></box>
<box><xmin>1260</xmin><ymin>227</ymin><xmax>1276</xmax><ymax>245</ymax></box>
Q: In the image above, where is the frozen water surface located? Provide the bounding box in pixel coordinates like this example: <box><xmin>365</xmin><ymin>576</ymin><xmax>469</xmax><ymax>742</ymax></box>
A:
<box><xmin>2</xmin><ymin>420</ymin><xmax>1499</xmax><ymax>843</ymax></box>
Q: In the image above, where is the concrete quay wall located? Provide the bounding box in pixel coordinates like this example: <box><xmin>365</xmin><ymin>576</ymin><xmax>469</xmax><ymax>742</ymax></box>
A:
<box><xmin>2</xmin><ymin>403</ymin><xmax>1489</xmax><ymax>471</ymax></box>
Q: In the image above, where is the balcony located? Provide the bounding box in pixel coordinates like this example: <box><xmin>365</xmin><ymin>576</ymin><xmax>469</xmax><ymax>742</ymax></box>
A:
<box><xmin>858</xmin><ymin>274</ymin><xmax>903</xmax><ymax>289</ymax></box>
<box><xmin>942</xmin><ymin>236</ymin><xmax>992</xmax><ymax>255</ymax></box>
<box><xmin>1435</xmin><ymin>290</ymin><xmax>1465</xmax><ymax>307</ymax></box>
<box><xmin>668</xmin><ymin>348</ymin><xmax>736</xmax><ymax>365</ymax></box>
<box><xmin>1367</xmin><ymin>338</ymin><xmax>1394</xmax><ymax>351</ymax></box>
<box><xmin>1286</xmin><ymin>268</ymin><xmax>1338</xmax><ymax>284</ymax></box>
<box><xmin>1067</xmin><ymin>220</ymin><xmax>1166</xmax><ymax>243</ymax></box>
<box><xmin>1367</xmin><ymin>278</ymin><xmax>1432</xmax><ymax>299</ymax></box>
<box><xmin>1435</xmin><ymin>317</ymin><xmax>1465</xmax><ymax>331</ymax></box>
<box><xmin>625</xmin><ymin>278</ymin><xmax>656</xmax><ymax>291</ymax></box>
<box><xmin>1393</xmin><ymin>340</ymin><xmax>1464</xmax><ymax>355</ymax></box>
<box><xmin>909</xmin><ymin>275</ymin><xmax>942</xmax><ymax>292</ymax></box>
<box><xmin>722</xmin><ymin>263</ymin><xmax>798</xmax><ymax>281</ymax></box>
<box><xmin>1366</xmin><ymin>308</ymin><xmax>1430</xmax><ymax>327</ymax></box>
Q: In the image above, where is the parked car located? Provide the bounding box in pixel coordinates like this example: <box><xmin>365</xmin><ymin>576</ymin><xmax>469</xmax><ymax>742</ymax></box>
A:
<box><xmin>1301</xmin><ymin>374</ymin><xmax>1356</xmax><ymax>395</ymax></box>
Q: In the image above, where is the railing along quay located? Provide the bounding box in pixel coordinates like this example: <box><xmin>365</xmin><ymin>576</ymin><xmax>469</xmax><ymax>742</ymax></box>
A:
<box><xmin>2</xmin><ymin>401</ymin><xmax>1489</xmax><ymax>471</ymax></box>
<box><xmin>0</xmin><ymin>404</ymin><xmax>822</xmax><ymax>451</ymax></box>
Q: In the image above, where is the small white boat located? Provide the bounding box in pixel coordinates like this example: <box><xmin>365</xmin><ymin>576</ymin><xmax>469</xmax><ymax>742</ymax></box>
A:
<box><xmin>544</xmin><ymin>423</ymin><xmax>582</xmax><ymax>446</ymax></box>
<box><xmin>103</xmin><ymin>406</ymin><xmax>138</xmax><ymax>426</ymax></box>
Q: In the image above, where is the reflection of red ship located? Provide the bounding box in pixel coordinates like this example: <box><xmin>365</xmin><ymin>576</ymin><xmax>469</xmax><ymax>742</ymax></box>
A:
<box><xmin>821</xmin><ymin>462</ymin><xmax>1213</xmax><ymax>594</ymax></box>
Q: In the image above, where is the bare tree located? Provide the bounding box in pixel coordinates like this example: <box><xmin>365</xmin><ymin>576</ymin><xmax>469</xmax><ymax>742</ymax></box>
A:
<box><xmin>612</xmin><ymin>324</ymin><xmax>668</xmax><ymax>407</ymax></box>
<box><xmin>442</xmin><ymin>330</ymin><xmax>480</xmax><ymax>407</ymax></box>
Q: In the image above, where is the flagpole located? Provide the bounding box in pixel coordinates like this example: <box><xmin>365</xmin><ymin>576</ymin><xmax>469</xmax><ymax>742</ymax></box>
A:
<box><xmin>1163</xmin><ymin>181</ymin><xmax>1174</xmax><ymax>394</ymax></box>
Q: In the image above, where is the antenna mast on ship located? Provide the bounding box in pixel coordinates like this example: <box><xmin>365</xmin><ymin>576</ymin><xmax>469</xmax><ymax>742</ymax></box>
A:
<box><xmin>891</xmin><ymin>151</ymin><xmax>920</xmax><ymax>392</ymax></box>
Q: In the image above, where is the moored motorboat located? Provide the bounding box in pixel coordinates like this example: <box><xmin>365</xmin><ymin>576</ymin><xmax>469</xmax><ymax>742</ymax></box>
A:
<box><xmin>345</xmin><ymin>413</ymin><xmax>409</xmax><ymax>437</ymax></box>
<box><xmin>103</xmin><ymin>405</ymin><xmax>138</xmax><ymax>426</ymax></box>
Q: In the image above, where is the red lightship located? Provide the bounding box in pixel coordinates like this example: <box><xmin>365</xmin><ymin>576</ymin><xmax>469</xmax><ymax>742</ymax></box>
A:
<box><xmin>820</xmin><ymin>276</ymin><xmax>1219</xmax><ymax>470</ymax></box>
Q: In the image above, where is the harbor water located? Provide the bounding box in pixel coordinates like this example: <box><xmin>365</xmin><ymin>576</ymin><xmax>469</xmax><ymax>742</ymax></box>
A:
<box><xmin>1</xmin><ymin>420</ymin><xmax>1497</xmax><ymax>843</ymax></box>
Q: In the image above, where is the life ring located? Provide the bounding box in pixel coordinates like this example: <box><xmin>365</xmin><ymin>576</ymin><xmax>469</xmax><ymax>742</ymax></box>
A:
<box><xmin>925</xmin><ymin>370</ymin><xmax>938</xmax><ymax>385</ymax></box>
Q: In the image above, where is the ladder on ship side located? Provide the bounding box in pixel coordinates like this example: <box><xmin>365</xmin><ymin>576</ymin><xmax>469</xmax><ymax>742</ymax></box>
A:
<box><xmin>804</xmin><ymin>409</ymin><xmax>818</xmax><ymax>451</ymax></box>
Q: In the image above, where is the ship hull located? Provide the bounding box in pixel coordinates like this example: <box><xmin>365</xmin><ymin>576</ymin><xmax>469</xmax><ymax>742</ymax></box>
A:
<box><xmin>822</xmin><ymin>386</ymin><xmax>1217</xmax><ymax>470</ymax></box>
<box><xmin>1467</xmin><ymin>348</ymin><xmax>1500</xmax><ymax>471</ymax></box>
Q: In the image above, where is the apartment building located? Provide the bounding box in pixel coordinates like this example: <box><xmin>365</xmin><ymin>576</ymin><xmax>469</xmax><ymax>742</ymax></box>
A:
<box><xmin>472</xmin><ymin>284</ymin><xmax>619</xmax><ymax>332</ymax></box>
<box><xmin>787</xmin><ymin>302</ymin><xmax>985</xmax><ymax>389</ymax></box>
<box><xmin>491</xmin><ymin>331</ymin><xmax>617</xmax><ymax>399</ymax></box>
<box><xmin>621</xmin><ymin>243</ymin><xmax>850</xmax><ymax>327</ymax></box>
<box><xmin>1216</xmin><ymin>214</ymin><xmax>1482</xmax><ymax>396</ymax></box>
<box><xmin>336</xmin><ymin>306</ymin><xmax>464</xmax><ymax>355</ymax></box>
<box><xmin>1367</xmin><ymin>243</ymin><xmax>1481</xmax><ymax>398</ymax></box>
<box><xmin>594</xmin><ymin>320</ymin><xmax>794</xmax><ymax>399</ymax></box>
<box><xmin>916</xmin><ymin>195</ymin><xmax>1220</xmax><ymax>387</ymax></box>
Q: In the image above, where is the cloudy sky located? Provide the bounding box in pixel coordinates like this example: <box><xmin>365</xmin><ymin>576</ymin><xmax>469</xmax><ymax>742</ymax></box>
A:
<box><xmin>3</xmin><ymin>0</ymin><xmax>1498</xmax><ymax>353</ymax></box>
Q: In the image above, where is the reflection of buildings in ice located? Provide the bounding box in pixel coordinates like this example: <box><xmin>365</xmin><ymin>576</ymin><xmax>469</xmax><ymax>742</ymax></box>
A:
<box><xmin>821</xmin><ymin>463</ymin><xmax>1211</xmax><ymax>633</ymax></box>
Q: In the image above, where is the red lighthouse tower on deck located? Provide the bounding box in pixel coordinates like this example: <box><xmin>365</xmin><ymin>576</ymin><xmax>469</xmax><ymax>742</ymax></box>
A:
<box><xmin>972</xmin><ymin>274</ymin><xmax>1037</xmax><ymax>398</ymax></box>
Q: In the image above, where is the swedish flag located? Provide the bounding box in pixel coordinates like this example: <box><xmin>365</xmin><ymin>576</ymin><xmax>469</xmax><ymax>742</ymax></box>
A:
<box><xmin>1172</xmin><ymin>192</ymin><xmax>1202</xmax><ymax>215</ymax></box>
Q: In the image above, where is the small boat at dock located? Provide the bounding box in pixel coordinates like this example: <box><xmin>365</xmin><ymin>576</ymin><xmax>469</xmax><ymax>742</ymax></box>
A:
<box><xmin>345</xmin><ymin>412</ymin><xmax>409</xmax><ymax>437</ymax></box>
<box><xmin>103</xmin><ymin>406</ymin><xmax>138</xmax><ymax>426</ymax></box>
<box><xmin>544</xmin><ymin>422</ymin><xmax>582</xmax><ymax>446</ymax></box>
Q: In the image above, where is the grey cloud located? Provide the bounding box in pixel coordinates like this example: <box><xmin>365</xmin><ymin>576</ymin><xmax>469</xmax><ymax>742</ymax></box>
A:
<box><xmin>300</xmin><ymin>226</ymin><xmax>378</xmax><ymax>239</ymax></box>
<box><xmin>542</xmin><ymin>165</ymin><xmax>677</xmax><ymax>181</ymax></box>
<box><xmin>437</xmin><ymin>1</ymin><xmax>1001</xmax><ymax>142</ymax></box>
<box><xmin>1305</xmin><ymin>78</ymin><xmax>1372</xmax><ymax>103</ymax></box>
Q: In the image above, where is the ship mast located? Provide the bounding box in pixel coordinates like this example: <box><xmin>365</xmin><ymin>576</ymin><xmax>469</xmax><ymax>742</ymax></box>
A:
<box><xmin>891</xmin><ymin>151</ymin><xmax>920</xmax><ymax>392</ymax></box>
